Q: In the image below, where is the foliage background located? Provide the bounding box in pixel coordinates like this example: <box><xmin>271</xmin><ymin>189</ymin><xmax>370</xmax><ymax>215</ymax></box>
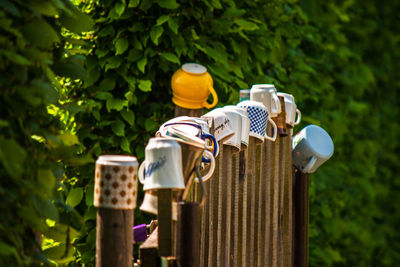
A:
<box><xmin>0</xmin><ymin>0</ymin><xmax>399</xmax><ymax>266</ymax></box>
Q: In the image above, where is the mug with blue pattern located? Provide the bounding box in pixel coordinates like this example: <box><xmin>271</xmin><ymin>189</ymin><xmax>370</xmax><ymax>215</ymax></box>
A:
<box><xmin>237</xmin><ymin>100</ymin><xmax>277</xmax><ymax>143</ymax></box>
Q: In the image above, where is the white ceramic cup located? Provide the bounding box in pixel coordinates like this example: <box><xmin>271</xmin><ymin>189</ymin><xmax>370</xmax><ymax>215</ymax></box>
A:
<box><xmin>202</xmin><ymin>109</ymin><xmax>235</xmax><ymax>142</ymax></box>
<box><xmin>138</xmin><ymin>137</ymin><xmax>185</xmax><ymax>190</ymax></box>
<box><xmin>237</xmin><ymin>100</ymin><xmax>277</xmax><ymax>143</ymax></box>
<box><xmin>223</xmin><ymin>105</ymin><xmax>250</xmax><ymax>148</ymax></box>
<box><xmin>140</xmin><ymin>191</ymin><xmax>178</xmax><ymax>221</ymax></box>
<box><xmin>164</xmin><ymin>127</ymin><xmax>216</xmax><ymax>182</ymax></box>
<box><xmin>219</xmin><ymin>107</ymin><xmax>242</xmax><ymax>152</ymax></box>
<box><xmin>292</xmin><ymin>125</ymin><xmax>334</xmax><ymax>173</ymax></box>
<box><xmin>277</xmin><ymin>92</ymin><xmax>301</xmax><ymax>127</ymax></box>
<box><xmin>250</xmin><ymin>84</ymin><xmax>281</xmax><ymax>117</ymax></box>
<box><xmin>157</xmin><ymin>117</ymin><xmax>219</xmax><ymax>159</ymax></box>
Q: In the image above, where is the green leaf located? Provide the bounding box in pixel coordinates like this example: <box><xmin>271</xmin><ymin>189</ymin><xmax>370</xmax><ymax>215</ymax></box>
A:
<box><xmin>157</xmin><ymin>0</ymin><xmax>179</xmax><ymax>9</ymax></box>
<box><xmin>145</xmin><ymin>118</ymin><xmax>159</xmax><ymax>131</ymax></box>
<box><xmin>66</xmin><ymin>188</ymin><xmax>84</xmax><ymax>208</ymax></box>
<box><xmin>58</xmin><ymin>133</ymin><xmax>79</xmax><ymax>146</ymax></box>
<box><xmin>138</xmin><ymin>80</ymin><xmax>152</xmax><ymax>92</ymax></box>
<box><xmin>0</xmin><ymin>137</ymin><xmax>27</xmax><ymax>178</ymax></box>
<box><xmin>137</xmin><ymin>57</ymin><xmax>147</xmax><ymax>73</ymax></box>
<box><xmin>42</xmin><ymin>200</ymin><xmax>59</xmax><ymax>221</ymax></box>
<box><xmin>156</xmin><ymin>15</ymin><xmax>170</xmax><ymax>26</ymax></box>
<box><xmin>115</xmin><ymin>38</ymin><xmax>129</xmax><ymax>55</ymax></box>
<box><xmin>161</xmin><ymin>52</ymin><xmax>180</xmax><ymax>64</ymax></box>
<box><xmin>111</xmin><ymin>120</ymin><xmax>125</xmax><ymax>136</ymax></box>
<box><xmin>167</xmin><ymin>17</ymin><xmax>179</xmax><ymax>34</ymax></box>
<box><xmin>106</xmin><ymin>97</ymin><xmax>128</xmax><ymax>112</ymax></box>
<box><xmin>121</xmin><ymin>109</ymin><xmax>135</xmax><ymax>126</ymax></box>
<box><xmin>85</xmin><ymin>185</ymin><xmax>94</xmax><ymax>206</ymax></box>
<box><xmin>128</xmin><ymin>0</ymin><xmax>140</xmax><ymax>7</ymax></box>
<box><xmin>59</xmin><ymin>7</ymin><xmax>94</xmax><ymax>33</ymax></box>
<box><xmin>99</xmin><ymin>78</ymin><xmax>116</xmax><ymax>91</ymax></box>
<box><xmin>120</xmin><ymin>137</ymin><xmax>131</xmax><ymax>152</ymax></box>
<box><xmin>105</xmin><ymin>56</ymin><xmax>123</xmax><ymax>71</ymax></box>
<box><xmin>114</xmin><ymin>1</ymin><xmax>126</xmax><ymax>17</ymax></box>
<box><xmin>0</xmin><ymin>241</ymin><xmax>18</xmax><ymax>257</ymax></box>
<box><xmin>235</xmin><ymin>19</ymin><xmax>259</xmax><ymax>31</ymax></box>
<box><xmin>150</xmin><ymin>25</ymin><xmax>164</xmax><ymax>45</ymax></box>
<box><xmin>22</xmin><ymin>19</ymin><xmax>60</xmax><ymax>49</ymax></box>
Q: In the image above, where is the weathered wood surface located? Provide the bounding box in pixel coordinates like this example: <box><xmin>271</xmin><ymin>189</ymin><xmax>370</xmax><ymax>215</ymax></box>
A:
<box><xmin>96</xmin><ymin>209</ymin><xmax>133</xmax><ymax>267</ymax></box>
<box><xmin>140</xmin><ymin>227</ymin><xmax>159</xmax><ymax>267</ymax></box>
<box><xmin>170</xmin><ymin>104</ymin><xmax>298</xmax><ymax>267</ymax></box>
<box><xmin>293</xmin><ymin>169</ymin><xmax>309</xmax><ymax>267</ymax></box>
<box><xmin>158</xmin><ymin>189</ymin><xmax>173</xmax><ymax>257</ymax></box>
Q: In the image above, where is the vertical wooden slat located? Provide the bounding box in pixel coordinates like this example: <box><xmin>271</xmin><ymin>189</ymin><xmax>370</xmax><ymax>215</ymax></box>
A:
<box><xmin>283</xmin><ymin>133</ymin><xmax>293</xmax><ymax>267</ymax></box>
<box><xmin>253</xmin><ymin>143</ymin><xmax>262</xmax><ymax>266</ymax></box>
<box><xmin>246</xmin><ymin>137</ymin><xmax>257</xmax><ymax>267</ymax></box>
<box><xmin>231</xmin><ymin>152</ymin><xmax>240</xmax><ymax>266</ymax></box>
<box><xmin>210</xmin><ymin>141</ymin><xmax>223</xmax><ymax>267</ymax></box>
<box><xmin>158</xmin><ymin>189</ymin><xmax>173</xmax><ymax>257</ymax></box>
<box><xmin>271</xmin><ymin>135</ymin><xmax>280</xmax><ymax>267</ymax></box>
<box><xmin>293</xmin><ymin>169</ymin><xmax>310</xmax><ymax>267</ymax></box>
<box><xmin>262</xmin><ymin>124</ymin><xmax>273</xmax><ymax>267</ymax></box>
<box><xmin>238</xmin><ymin>148</ymin><xmax>248</xmax><ymax>267</ymax></box>
<box><xmin>222</xmin><ymin>146</ymin><xmax>233</xmax><ymax>266</ymax></box>
<box><xmin>278</xmin><ymin>136</ymin><xmax>286</xmax><ymax>267</ymax></box>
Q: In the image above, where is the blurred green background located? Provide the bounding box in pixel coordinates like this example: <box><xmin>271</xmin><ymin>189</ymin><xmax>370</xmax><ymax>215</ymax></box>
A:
<box><xmin>0</xmin><ymin>0</ymin><xmax>399</xmax><ymax>266</ymax></box>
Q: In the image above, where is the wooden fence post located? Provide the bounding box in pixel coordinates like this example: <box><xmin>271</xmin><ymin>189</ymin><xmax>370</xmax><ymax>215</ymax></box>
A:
<box><xmin>293</xmin><ymin>169</ymin><xmax>310</xmax><ymax>267</ymax></box>
<box><xmin>94</xmin><ymin>157</ymin><xmax>137</xmax><ymax>267</ymax></box>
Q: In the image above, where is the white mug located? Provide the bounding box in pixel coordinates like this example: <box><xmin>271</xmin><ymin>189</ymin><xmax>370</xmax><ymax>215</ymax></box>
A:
<box><xmin>237</xmin><ymin>100</ymin><xmax>277</xmax><ymax>143</ymax></box>
<box><xmin>223</xmin><ymin>105</ymin><xmax>250</xmax><ymax>148</ymax></box>
<box><xmin>219</xmin><ymin>107</ymin><xmax>242</xmax><ymax>152</ymax></box>
<box><xmin>138</xmin><ymin>137</ymin><xmax>185</xmax><ymax>190</ymax></box>
<box><xmin>292</xmin><ymin>125</ymin><xmax>334</xmax><ymax>173</ymax></box>
<box><xmin>157</xmin><ymin>119</ymin><xmax>219</xmax><ymax>160</ymax></box>
<box><xmin>140</xmin><ymin>191</ymin><xmax>178</xmax><ymax>221</ymax></box>
<box><xmin>202</xmin><ymin>109</ymin><xmax>235</xmax><ymax>142</ymax></box>
<box><xmin>277</xmin><ymin>92</ymin><xmax>301</xmax><ymax>127</ymax></box>
<box><xmin>250</xmin><ymin>84</ymin><xmax>281</xmax><ymax>117</ymax></box>
<box><xmin>164</xmin><ymin>127</ymin><xmax>216</xmax><ymax>183</ymax></box>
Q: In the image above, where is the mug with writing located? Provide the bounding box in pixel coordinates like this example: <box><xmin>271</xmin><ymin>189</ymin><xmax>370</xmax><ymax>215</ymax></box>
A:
<box><xmin>292</xmin><ymin>125</ymin><xmax>334</xmax><ymax>173</ymax></box>
<box><xmin>201</xmin><ymin>109</ymin><xmax>235</xmax><ymax>142</ymax></box>
<box><xmin>171</xmin><ymin>63</ymin><xmax>218</xmax><ymax>109</ymax></box>
<box><xmin>138</xmin><ymin>137</ymin><xmax>185</xmax><ymax>191</ymax></box>
<box><xmin>237</xmin><ymin>100</ymin><xmax>277</xmax><ymax>143</ymax></box>
<box><xmin>277</xmin><ymin>92</ymin><xmax>301</xmax><ymax>127</ymax></box>
<box><xmin>223</xmin><ymin>105</ymin><xmax>250</xmax><ymax>149</ymax></box>
<box><xmin>250</xmin><ymin>84</ymin><xmax>281</xmax><ymax>117</ymax></box>
<box><xmin>217</xmin><ymin>107</ymin><xmax>242</xmax><ymax>152</ymax></box>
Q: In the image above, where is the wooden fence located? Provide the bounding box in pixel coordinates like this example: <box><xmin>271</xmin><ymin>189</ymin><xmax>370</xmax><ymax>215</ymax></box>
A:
<box><xmin>96</xmin><ymin>106</ymin><xmax>310</xmax><ymax>267</ymax></box>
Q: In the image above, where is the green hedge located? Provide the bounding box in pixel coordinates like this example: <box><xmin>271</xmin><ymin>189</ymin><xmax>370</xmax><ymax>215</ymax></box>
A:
<box><xmin>0</xmin><ymin>0</ymin><xmax>399</xmax><ymax>266</ymax></box>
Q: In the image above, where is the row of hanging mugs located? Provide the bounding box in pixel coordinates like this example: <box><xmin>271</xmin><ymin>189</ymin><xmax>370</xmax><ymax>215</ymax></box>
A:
<box><xmin>92</xmin><ymin>82</ymin><xmax>334</xmax><ymax>218</ymax></box>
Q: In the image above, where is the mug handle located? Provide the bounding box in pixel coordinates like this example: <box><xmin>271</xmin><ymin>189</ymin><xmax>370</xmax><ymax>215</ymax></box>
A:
<box><xmin>196</xmin><ymin>150</ymin><xmax>215</xmax><ymax>182</ymax></box>
<box><xmin>201</xmin><ymin>133</ymin><xmax>218</xmax><ymax>162</ymax></box>
<box><xmin>270</xmin><ymin>93</ymin><xmax>281</xmax><ymax>115</ymax></box>
<box><xmin>138</xmin><ymin>160</ymin><xmax>148</xmax><ymax>184</ymax></box>
<box><xmin>203</xmin><ymin>84</ymin><xmax>218</xmax><ymax>109</ymax></box>
<box><xmin>294</xmin><ymin>109</ymin><xmax>301</xmax><ymax>125</ymax></box>
<box><xmin>302</xmin><ymin>156</ymin><xmax>316</xmax><ymax>173</ymax></box>
<box><xmin>265</xmin><ymin>117</ymin><xmax>277</xmax><ymax>141</ymax></box>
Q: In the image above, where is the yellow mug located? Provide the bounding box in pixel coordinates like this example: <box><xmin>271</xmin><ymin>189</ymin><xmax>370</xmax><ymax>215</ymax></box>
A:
<box><xmin>171</xmin><ymin>63</ymin><xmax>218</xmax><ymax>109</ymax></box>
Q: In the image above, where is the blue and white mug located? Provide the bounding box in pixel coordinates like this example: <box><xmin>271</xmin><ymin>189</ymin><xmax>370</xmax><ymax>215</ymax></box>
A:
<box><xmin>237</xmin><ymin>100</ymin><xmax>277</xmax><ymax>143</ymax></box>
<box><xmin>138</xmin><ymin>137</ymin><xmax>185</xmax><ymax>191</ymax></box>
